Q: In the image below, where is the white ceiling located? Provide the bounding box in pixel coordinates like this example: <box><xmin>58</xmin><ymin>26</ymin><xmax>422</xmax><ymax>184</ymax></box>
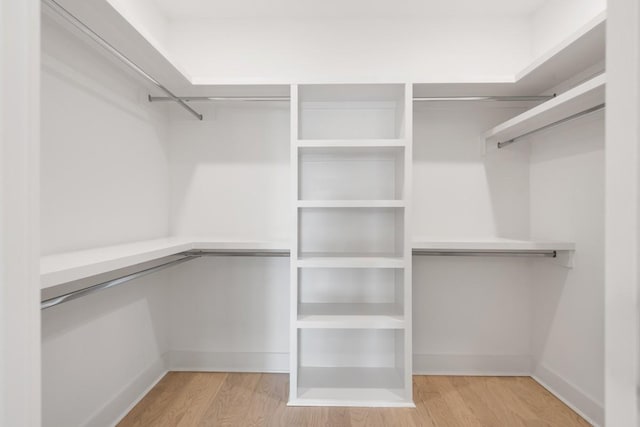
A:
<box><xmin>152</xmin><ymin>0</ymin><xmax>548</xmax><ymax>20</ymax></box>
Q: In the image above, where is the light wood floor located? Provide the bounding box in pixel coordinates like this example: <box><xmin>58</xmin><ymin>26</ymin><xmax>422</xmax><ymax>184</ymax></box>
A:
<box><xmin>118</xmin><ymin>372</ymin><xmax>591</xmax><ymax>427</ymax></box>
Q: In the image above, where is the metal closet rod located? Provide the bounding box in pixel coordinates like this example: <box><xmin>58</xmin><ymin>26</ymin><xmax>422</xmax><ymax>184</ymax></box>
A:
<box><xmin>40</xmin><ymin>248</ymin><xmax>559</xmax><ymax>309</ymax></box>
<box><xmin>148</xmin><ymin>95</ymin><xmax>555</xmax><ymax>103</ymax></box>
<box><xmin>40</xmin><ymin>255</ymin><xmax>200</xmax><ymax>310</ymax></box>
<box><xmin>42</xmin><ymin>0</ymin><xmax>203</xmax><ymax>121</ymax></box>
<box><xmin>498</xmin><ymin>103</ymin><xmax>606</xmax><ymax>149</ymax></box>
<box><xmin>413</xmin><ymin>250</ymin><xmax>557</xmax><ymax>257</ymax></box>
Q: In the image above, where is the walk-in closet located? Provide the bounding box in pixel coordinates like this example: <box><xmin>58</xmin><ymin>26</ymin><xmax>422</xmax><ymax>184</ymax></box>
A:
<box><xmin>1</xmin><ymin>0</ymin><xmax>639</xmax><ymax>426</ymax></box>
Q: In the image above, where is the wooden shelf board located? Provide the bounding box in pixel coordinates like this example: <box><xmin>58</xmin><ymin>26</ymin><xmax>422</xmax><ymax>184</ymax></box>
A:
<box><xmin>297</xmin><ymin>200</ymin><xmax>405</xmax><ymax>208</ymax></box>
<box><xmin>296</xmin><ymin>139</ymin><xmax>406</xmax><ymax>148</ymax></box>
<box><xmin>297</xmin><ymin>303</ymin><xmax>404</xmax><ymax>329</ymax></box>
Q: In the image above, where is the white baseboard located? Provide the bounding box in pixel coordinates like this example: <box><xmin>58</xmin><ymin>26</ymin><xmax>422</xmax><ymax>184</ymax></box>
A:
<box><xmin>168</xmin><ymin>351</ymin><xmax>289</xmax><ymax>373</ymax></box>
<box><xmin>84</xmin><ymin>355</ymin><xmax>169</xmax><ymax>427</ymax></box>
<box><xmin>532</xmin><ymin>364</ymin><xmax>603</xmax><ymax>427</ymax></box>
<box><xmin>413</xmin><ymin>353</ymin><xmax>532</xmax><ymax>376</ymax></box>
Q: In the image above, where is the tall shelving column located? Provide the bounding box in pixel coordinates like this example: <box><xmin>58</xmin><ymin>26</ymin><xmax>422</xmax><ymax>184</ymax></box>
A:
<box><xmin>289</xmin><ymin>84</ymin><xmax>414</xmax><ymax>407</ymax></box>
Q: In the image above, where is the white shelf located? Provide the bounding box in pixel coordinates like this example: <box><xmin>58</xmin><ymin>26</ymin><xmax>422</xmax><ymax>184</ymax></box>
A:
<box><xmin>296</xmin><ymin>139</ymin><xmax>406</xmax><ymax>148</ymax></box>
<box><xmin>291</xmin><ymin>367</ymin><xmax>412</xmax><ymax>408</ymax></box>
<box><xmin>413</xmin><ymin>13</ymin><xmax>605</xmax><ymax>97</ymax></box>
<box><xmin>297</xmin><ymin>303</ymin><xmax>404</xmax><ymax>329</ymax></box>
<box><xmin>484</xmin><ymin>74</ymin><xmax>605</xmax><ymax>149</ymax></box>
<box><xmin>297</xmin><ymin>254</ymin><xmax>405</xmax><ymax>269</ymax></box>
<box><xmin>40</xmin><ymin>238</ymin><xmax>290</xmax><ymax>290</ymax></box>
<box><xmin>514</xmin><ymin>12</ymin><xmax>606</xmax><ymax>93</ymax></box>
<box><xmin>412</xmin><ymin>237</ymin><xmax>575</xmax><ymax>253</ymax></box>
<box><xmin>297</xmin><ymin>200</ymin><xmax>404</xmax><ymax>208</ymax></box>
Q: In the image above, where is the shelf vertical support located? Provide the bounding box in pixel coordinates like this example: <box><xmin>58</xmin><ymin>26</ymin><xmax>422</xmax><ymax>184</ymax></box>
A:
<box><xmin>402</xmin><ymin>83</ymin><xmax>414</xmax><ymax>402</ymax></box>
<box><xmin>289</xmin><ymin>84</ymin><xmax>300</xmax><ymax>404</ymax></box>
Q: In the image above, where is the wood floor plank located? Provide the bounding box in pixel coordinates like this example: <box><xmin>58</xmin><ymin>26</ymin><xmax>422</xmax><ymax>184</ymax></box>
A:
<box><xmin>197</xmin><ymin>373</ymin><xmax>262</xmax><ymax>427</ymax></box>
<box><xmin>118</xmin><ymin>373</ymin><xmax>592</xmax><ymax>427</ymax></box>
<box><xmin>117</xmin><ymin>372</ymin><xmax>193</xmax><ymax>427</ymax></box>
<box><xmin>175</xmin><ymin>372</ymin><xmax>227</xmax><ymax>427</ymax></box>
<box><xmin>243</xmin><ymin>373</ymin><xmax>288</xmax><ymax>427</ymax></box>
<box><xmin>449</xmin><ymin>376</ymin><xmax>505</xmax><ymax>427</ymax></box>
<box><xmin>505</xmin><ymin>377</ymin><xmax>592</xmax><ymax>427</ymax></box>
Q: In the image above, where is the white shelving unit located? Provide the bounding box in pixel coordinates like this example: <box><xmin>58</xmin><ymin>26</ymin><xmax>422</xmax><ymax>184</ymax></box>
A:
<box><xmin>289</xmin><ymin>83</ymin><xmax>414</xmax><ymax>407</ymax></box>
<box><xmin>484</xmin><ymin>73</ymin><xmax>606</xmax><ymax>152</ymax></box>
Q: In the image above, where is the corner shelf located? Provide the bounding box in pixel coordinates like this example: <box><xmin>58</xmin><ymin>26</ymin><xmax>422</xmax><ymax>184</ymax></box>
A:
<box><xmin>484</xmin><ymin>73</ymin><xmax>605</xmax><ymax>152</ymax></box>
<box><xmin>297</xmin><ymin>303</ymin><xmax>404</xmax><ymax>329</ymax></box>
<box><xmin>40</xmin><ymin>238</ymin><xmax>290</xmax><ymax>292</ymax></box>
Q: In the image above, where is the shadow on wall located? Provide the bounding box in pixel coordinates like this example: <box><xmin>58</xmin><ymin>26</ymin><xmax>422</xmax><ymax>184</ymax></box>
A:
<box><xmin>168</xmin><ymin>103</ymin><xmax>290</xmax><ymax>239</ymax></box>
<box><xmin>413</xmin><ymin>102</ymin><xmax>530</xmax><ymax>238</ymax></box>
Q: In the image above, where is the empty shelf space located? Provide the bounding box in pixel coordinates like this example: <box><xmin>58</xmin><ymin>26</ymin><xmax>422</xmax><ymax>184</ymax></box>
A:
<box><xmin>297</xmin><ymin>254</ymin><xmax>406</xmax><ymax>269</ymax></box>
<box><xmin>292</xmin><ymin>367</ymin><xmax>411</xmax><ymax>407</ymax></box>
<box><xmin>297</xmin><ymin>200</ymin><xmax>405</xmax><ymax>208</ymax></box>
<box><xmin>297</xmin><ymin>303</ymin><xmax>404</xmax><ymax>329</ymax></box>
<box><xmin>484</xmin><ymin>74</ymin><xmax>605</xmax><ymax>150</ymax></box>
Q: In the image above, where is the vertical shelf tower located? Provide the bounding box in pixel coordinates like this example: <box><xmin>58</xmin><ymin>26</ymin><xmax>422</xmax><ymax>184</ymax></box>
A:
<box><xmin>290</xmin><ymin>84</ymin><xmax>414</xmax><ymax>407</ymax></box>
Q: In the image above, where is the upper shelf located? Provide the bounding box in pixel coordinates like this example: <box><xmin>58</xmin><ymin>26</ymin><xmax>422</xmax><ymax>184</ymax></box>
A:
<box><xmin>514</xmin><ymin>12</ymin><xmax>606</xmax><ymax>94</ymax></box>
<box><xmin>414</xmin><ymin>12</ymin><xmax>605</xmax><ymax>97</ymax></box>
<box><xmin>484</xmin><ymin>73</ymin><xmax>605</xmax><ymax>151</ymax></box>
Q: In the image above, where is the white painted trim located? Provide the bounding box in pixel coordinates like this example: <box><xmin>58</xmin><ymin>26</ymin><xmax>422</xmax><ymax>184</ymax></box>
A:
<box><xmin>168</xmin><ymin>351</ymin><xmax>289</xmax><ymax>373</ymax></box>
<box><xmin>532</xmin><ymin>364</ymin><xmax>603</xmax><ymax>427</ymax></box>
<box><xmin>413</xmin><ymin>354</ymin><xmax>532</xmax><ymax>376</ymax></box>
<box><xmin>0</xmin><ymin>0</ymin><xmax>41</xmax><ymax>425</ymax></box>
<box><xmin>83</xmin><ymin>355</ymin><xmax>169</xmax><ymax>427</ymax></box>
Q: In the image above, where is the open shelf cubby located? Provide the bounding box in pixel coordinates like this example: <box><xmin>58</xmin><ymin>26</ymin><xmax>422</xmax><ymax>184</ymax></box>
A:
<box><xmin>298</xmin><ymin>207</ymin><xmax>405</xmax><ymax>258</ymax></box>
<box><xmin>297</xmin><ymin>268</ymin><xmax>405</xmax><ymax>329</ymax></box>
<box><xmin>297</xmin><ymin>84</ymin><xmax>407</xmax><ymax>141</ymax></box>
<box><xmin>298</xmin><ymin>146</ymin><xmax>405</xmax><ymax>201</ymax></box>
<box><xmin>291</xmin><ymin>329</ymin><xmax>412</xmax><ymax>407</ymax></box>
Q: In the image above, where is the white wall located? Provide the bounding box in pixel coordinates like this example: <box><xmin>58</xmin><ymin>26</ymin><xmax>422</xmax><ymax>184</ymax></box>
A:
<box><xmin>605</xmin><ymin>0</ymin><xmax>640</xmax><ymax>425</ymax></box>
<box><xmin>166</xmin><ymin>102</ymin><xmax>290</xmax><ymax>370</ymax></box>
<box><xmin>41</xmin><ymin>274</ymin><xmax>170</xmax><ymax>427</ymax></box>
<box><xmin>166</xmin><ymin>17</ymin><xmax>531</xmax><ymax>84</ymax></box>
<box><xmin>530</xmin><ymin>0</ymin><xmax>607</xmax><ymax>58</ymax></box>
<box><xmin>0</xmin><ymin>0</ymin><xmax>41</xmax><ymax>425</ymax></box>
<box><xmin>528</xmin><ymin>112</ymin><xmax>604</xmax><ymax>425</ymax></box>
<box><xmin>40</xmin><ymin>16</ymin><xmax>171</xmax><ymax>255</ymax></box>
<box><xmin>413</xmin><ymin>103</ymin><xmax>530</xmax><ymax>239</ymax></box>
<box><xmin>169</xmin><ymin>103</ymin><xmax>290</xmax><ymax>240</ymax></box>
<box><xmin>40</xmin><ymin>16</ymin><xmax>173</xmax><ymax>427</ymax></box>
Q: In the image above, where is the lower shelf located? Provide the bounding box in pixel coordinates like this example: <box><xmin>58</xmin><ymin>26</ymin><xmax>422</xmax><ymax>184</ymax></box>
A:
<box><xmin>291</xmin><ymin>367</ymin><xmax>414</xmax><ymax>407</ymax></box>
